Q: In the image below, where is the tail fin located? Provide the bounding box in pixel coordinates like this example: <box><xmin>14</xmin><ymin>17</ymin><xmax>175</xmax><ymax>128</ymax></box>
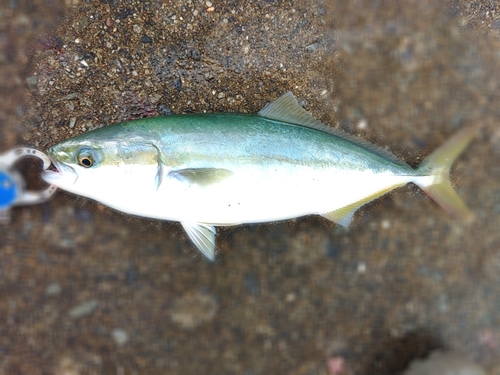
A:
<box><xmin>415</xmin><ymin>123</ymin><xmax>482</xmax><ymax>221</ymax></box>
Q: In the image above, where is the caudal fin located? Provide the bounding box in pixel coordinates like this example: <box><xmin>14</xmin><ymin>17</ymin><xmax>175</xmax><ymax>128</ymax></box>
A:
<box><xmin>415</xmin><ymin>123</ymin><xmax>482</xmax><ymax>221</ymax></box>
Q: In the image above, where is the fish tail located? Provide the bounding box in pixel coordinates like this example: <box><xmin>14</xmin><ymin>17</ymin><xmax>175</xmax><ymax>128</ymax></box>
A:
<box><xmin>414</xmin><ymin>123</ymin><xmax>482</xmax><ymax>221</ymax></box>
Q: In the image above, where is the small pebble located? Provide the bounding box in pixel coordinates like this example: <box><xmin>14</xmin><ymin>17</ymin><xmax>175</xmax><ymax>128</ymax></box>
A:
<box><xmin>174</xmin><ymin>78</ymin><xmax>182</xmax><ymax>91</ymax></box>
<box><xmin>46</xmin><ymin>282</ymin><xmax>62</xmax><ymax>295</ymax></box>
<box><xmin>190</xmin><ymin>48</ymin><xmax>200</xmax><ymax>61</ymax></box>
<box><xmin>305</xmin><ymin>42</ymin><xmax>321</xmax><ymax>52</ymax></box>
<box><xmin>357</xmin><ymin>119</ymin><xmax>368</xmax><ymax>130</ymax></box>
<box><xmin>54</xmin><ymin>92</ymin><xmax>79</xmax><ymax>102</ymax></box>
<box><xmin>491</xmin><ymin>19</ymin><xmax>500</xmax><ymax>30</ymax></box>
<box><xmin>69</xmin><ymin>299</ymin><xmax>98</xmax><ymax>319</ymax></box>
<box><xmin>157</xmin><ymin>104</ymin><xmax>173</xmax><ymax>116</ymax></box>
<box><xmin>140</xmin><ymin>35</ymin><xmax>153</xmax><ymax>44</ymax></box>
<box><xmin>357</xmin><ymin>262</ymin><xmax>367</xmax><ymax>274</ymax></box>
<box><xmin>111</xmin><ymin>329</ymin><xmax>129</xmax><ymax>346</ymax></box>
<box><xmin>132</xmin><ymin>24</ymin><xmax>142</xmax><ymax>34</ymax></box>
<box><xmin>169</xmin><ymin>292</ymin><xmax>218</xmax><ymax>329</ymax></box>
<box><xmin>403</xmin><ymin>350</ymin><xmax>485</xmax><ymax>375</ymax></box>
<box><xmin>327</xmin><ymin>356</ymin><xmax>346</xmax><ymax>375</ymax></box>
<box><xmin>25</xmin><ymin>75</ymin><xmax>38</xmax><ymax>90</ymax></box>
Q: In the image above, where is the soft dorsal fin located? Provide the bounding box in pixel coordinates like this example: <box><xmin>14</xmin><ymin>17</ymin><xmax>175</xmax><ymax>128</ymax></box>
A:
<box><xmin>258</xmin><ymin>92</ymin><xmax>409</xmax><ymax>167</ymax></box>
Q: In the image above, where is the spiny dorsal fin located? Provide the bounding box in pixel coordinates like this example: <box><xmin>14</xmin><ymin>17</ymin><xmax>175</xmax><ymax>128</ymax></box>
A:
<box><xmin>258</xmin><ymin>92</ymin><xmax>409</xmax><ymax>167</ymax></box>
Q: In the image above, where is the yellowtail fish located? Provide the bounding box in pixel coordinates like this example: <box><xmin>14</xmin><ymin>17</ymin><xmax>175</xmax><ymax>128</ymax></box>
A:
<box><xmin>42</xmin><ymin>93</ymin><xmax>480</xmax><ymax>260</ymax></box>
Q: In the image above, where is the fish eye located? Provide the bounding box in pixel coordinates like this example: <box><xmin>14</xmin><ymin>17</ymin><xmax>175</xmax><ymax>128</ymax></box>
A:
<box><xmin>77</xmin><ymin>148</ymin><xmax>95</xmax><ymax>168</ymax></box>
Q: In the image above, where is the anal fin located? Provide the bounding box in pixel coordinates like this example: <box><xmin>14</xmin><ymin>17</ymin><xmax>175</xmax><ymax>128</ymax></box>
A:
<box><xmin>321</xmin><ymin>206</ymin><xmax>357</xmax><ymax>228</ymax></box>
<box><xmin>321</xmin><ymin>184</ymin><xmax>405</xmax><ymax>227</ymax></box>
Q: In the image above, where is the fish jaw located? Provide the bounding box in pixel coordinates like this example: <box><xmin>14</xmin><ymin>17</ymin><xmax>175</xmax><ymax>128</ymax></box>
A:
<box><xmin>42</xmin><ymin>169</ymin><xmax>77</xmax><ymax>187</ymax></box>
<box><xmin>42</xmin><ymin>153</ymin><xmax>78</xmax><ymax>189</ymax></box>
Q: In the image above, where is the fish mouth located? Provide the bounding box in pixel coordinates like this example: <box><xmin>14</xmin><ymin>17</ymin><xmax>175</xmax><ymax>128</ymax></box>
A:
<box><xmin>42</xmin><ymin>153</ymin><xmax>78</xmax><ymax>186</ymax></box>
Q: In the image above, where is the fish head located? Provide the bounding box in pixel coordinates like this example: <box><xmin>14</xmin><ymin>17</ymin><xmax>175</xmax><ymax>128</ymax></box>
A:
<box><xmin>42</xmin><ymin>135</ymin><xmax>119</xmax><ymax>199</ymax></box>
<box><xmin>43</xmin><ymin>126</ymin><xmax>161</xmax><ymax>205</ymax></box>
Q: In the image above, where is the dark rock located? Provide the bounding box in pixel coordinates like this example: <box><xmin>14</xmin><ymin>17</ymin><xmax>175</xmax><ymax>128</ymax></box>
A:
<box><xmin>491</xmin><ymin>19</ymin><xmax>500</xmax><ymax>30</ymax></box>
<box><xmin>157</xmin><ymin>104</ymin><xmax>173</xmax><ymax>116</ymax></box>
<box><xmin>244</xmin><ymin>273</ymin><xmax>260</xmax><ymax>295</ymax></box>
<box><xmin>116</xmin><ymin>8</ymin><xmax>134</xmax><ymax>20</ymax></box>
<box><xmin>173</xmin><ymin>78</ymin><xmax>182</xmax><ymax>91</ymax></box>
<box><xmin>140</xmin><ymin>35</ymin><xmax>153</xmax><ymax>44</ymax></box>
<box><xmin>189</xmin><ymin>48</ymin><xmax>201</xmax><ymax>61</ymax></box>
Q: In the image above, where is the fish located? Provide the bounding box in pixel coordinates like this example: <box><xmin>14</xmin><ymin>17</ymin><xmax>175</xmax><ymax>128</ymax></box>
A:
<box><xmin>42</xmin><ymin>92</ymin><xmax>480</xmax><ymax>260</ymax></box>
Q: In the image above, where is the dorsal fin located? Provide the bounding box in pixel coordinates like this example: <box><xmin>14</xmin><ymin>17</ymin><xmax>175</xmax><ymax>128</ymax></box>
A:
<box><xmin>258</xmin><ymin>92</ymin><xmax>409</xmax><ymax>167</ymax></box>
<box><xmin>258</xmin><ymin>92</ymin><xmax>327</xmax><ymax>130</ymax></box>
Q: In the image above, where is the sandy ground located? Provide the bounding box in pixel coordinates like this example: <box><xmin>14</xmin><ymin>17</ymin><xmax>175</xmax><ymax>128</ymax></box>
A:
<box><xmin>0</xmin><ymin>0</ymin><xmax>499</xmax><ymax>374</ymax></box>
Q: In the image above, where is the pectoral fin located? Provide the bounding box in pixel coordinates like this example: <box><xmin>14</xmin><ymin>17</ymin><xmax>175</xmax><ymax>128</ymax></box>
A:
<box><xmin>155</xmin><ymin>157</ymin><xmax>164</xmax><ymax>190</ymax></box>
<box><xmin>152</xmin><ymin>144</ymin><xmax>166</xmax><ymax>190</ymax></box>
<box><xmin>169</xmin><ymin>168</ymin><xmax>233</xmax><ymax>187</ymax></box>
<box><xmin>181</xmin><ymin>222</ymin><xmax>217</xmax><ymax>260</ymax></box>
